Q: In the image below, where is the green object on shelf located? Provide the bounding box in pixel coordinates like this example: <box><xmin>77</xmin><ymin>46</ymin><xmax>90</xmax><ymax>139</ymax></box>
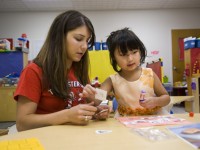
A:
<box><xmin>0</xmin><ymin>49</ymin><xmax>10</xmax><ymax>52</ymax></box>
<box><xmin>163</xmin><ymin>76</ymin><xmax>168</xmax><ymax>83</ymax></box>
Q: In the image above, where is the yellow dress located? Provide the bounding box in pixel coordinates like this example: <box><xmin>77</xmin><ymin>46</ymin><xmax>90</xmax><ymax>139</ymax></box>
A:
<box><xmin>110</xmin><ymin>68</ymin><xmax>165</xmax><ymax>116</ymax></box>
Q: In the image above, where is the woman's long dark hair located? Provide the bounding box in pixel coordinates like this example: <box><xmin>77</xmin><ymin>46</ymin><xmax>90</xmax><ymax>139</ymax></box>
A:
<box><xmin>33</xmin><ymin>10</ymin><xmax>95</xmax><ymax>99</ymax></box>
<box><xmin>106</xmin><ymin>27</ymin><xmax>146</xmax><ymax>72</ymax></box>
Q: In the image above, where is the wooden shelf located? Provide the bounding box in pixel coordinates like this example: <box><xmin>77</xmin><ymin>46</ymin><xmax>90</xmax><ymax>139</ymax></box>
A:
<box><xmin>184</xmin><ymin>48</ymin><xmax>200</xmax><ymax>112</ymax></box>
<box><xmin>0</xmin><ymin>51</ymin><xmax>28</xmax><ymax>121</ymax></box>
<box><xmin>0</xmin><ymin>87</ymin><xmax>16</xmax><ymax>121</ymax></box>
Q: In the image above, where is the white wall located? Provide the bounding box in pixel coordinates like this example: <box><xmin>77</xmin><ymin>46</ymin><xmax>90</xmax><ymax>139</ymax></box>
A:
<box><xmin>0</xmin><ymin>9</ymin><xmax>200</xmax><ymax>83</ymax></box>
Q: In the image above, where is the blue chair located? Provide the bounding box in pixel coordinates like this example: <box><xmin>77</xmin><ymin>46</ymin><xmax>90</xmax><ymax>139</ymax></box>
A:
<box><xmin>112</xmin><ymin>98</ymin><xmax>118</xmax><ymax>112</ymax></box>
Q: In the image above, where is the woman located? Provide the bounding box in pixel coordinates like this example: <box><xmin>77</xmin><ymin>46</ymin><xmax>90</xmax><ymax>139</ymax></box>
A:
<box><xmin>14</xmin><ymin>10</ymin><xmax>109</xmax><ymax>131</ymax></box>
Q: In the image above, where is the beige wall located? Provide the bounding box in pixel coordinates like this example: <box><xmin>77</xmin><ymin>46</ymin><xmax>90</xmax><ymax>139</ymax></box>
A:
<box><xmin>0</xmin><ymin>9</ymin><xmax>200</xmax><ymax>82</ymax></box>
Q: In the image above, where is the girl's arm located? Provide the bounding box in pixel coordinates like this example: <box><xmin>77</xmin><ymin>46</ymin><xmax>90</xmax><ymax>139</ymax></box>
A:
<box><xmin>100</xmin><ymin>77</ymin><xmax>113</xmax><ymax>93</ymax></box>
<box><xmin>16</xmin><ymin>96</ymin><xmax>97</xmax><ymax>131</ymax></box>
<box><xmin>153</xmin><ymin>72</ymin><xmax>170</xmax><ymax>107</ymax></box>
<box><xmin>139</xmin><ymin>72</ymin><xmax>170</xmax><ymax>109</ymax></box>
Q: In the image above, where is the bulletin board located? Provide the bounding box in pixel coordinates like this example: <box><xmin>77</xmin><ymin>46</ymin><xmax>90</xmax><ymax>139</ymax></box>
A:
<box><xmin>0</xmin><ymin>51</ymin><xmax>23</xmax><ymax>77</ymax></box>
<box><xmin>89</xmin><ymin>50</ymin><xmax>116</xmax><ymax>83</ymax></box>
<box><xmin>146</xmin><ymin>58</ymin><xmax>163</xmax><ymax>82</ymax></box>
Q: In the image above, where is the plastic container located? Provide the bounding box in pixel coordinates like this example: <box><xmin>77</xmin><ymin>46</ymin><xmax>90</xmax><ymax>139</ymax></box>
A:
<box><xmin>102</xmin><ymin>42</ymin><xmax>108</xmax><ymax>50</ymax></box>
<box><xmin>184</xmin><ymin>40</ymin><xmax>196</xmax><ymax>50</ymax></box>
<box><xmin>196</xmin><ymin>39</ymin><xmax>200</xmax><ymax>48</ymax></box>
<box><xmin>95</xmin><ymin>42</ymin><xmax>101</xmax><ymax>50</ymax></box>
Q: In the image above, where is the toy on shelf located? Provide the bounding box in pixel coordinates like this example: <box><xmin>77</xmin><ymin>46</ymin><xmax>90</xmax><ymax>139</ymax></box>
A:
<box><xmin>15</xmin><ymin>33</ymin><xmax>29</xmax><ymax>53</ymax></box>
<box><xmin>0</xmin><ymin>72</ymin><xmax>20</xmax><ymax>87</ymax></box>
<box><xmin>0</xmin><ymin>38</ymin><xmax>13</xmax><ymax>52</ymax></box>
<box><xmin>0</xmin><ymin>39</ymin><xmax>9</xmax><ymax>50</ymax></box>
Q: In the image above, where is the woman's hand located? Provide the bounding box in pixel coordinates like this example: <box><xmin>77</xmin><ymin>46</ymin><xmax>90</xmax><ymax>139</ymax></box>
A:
<box><xmin>66</xmin><ymin>102</ymin><xmax>97</xmax><ymax>125</ymax></box>
<box><xmin>93</xmin><ymin>105</ymin><xmax>111</xmax><ymax>120</ymax></box>
<box><xmin>79</xmin><ymin>84</ymin><xmax>96</xmax><ymax>102</ymax></box>
<box><xmin>79</xmin><ymin>84</ymin><xmax>102</xmax><ymax>106</ymax></box>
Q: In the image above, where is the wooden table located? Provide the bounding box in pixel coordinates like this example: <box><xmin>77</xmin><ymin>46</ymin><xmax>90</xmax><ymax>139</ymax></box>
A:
<box><xmin>170</xmin><ymin>96</ymin><xmax>197</xmax><ymax>112</ymax></box>
<box><xmin>0</xmin><ymin>114</ymin><xmax>199</xmax><ymax>150</ymax></box>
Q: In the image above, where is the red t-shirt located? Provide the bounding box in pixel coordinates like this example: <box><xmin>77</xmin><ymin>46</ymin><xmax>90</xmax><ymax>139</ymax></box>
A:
<box><xmin>14</xmin><ymin>63</ymin><xmax>86</xmax><ymax>114</ymax></box>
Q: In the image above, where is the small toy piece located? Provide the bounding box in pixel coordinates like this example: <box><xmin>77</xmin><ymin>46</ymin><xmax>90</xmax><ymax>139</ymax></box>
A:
<box><xmin>139</xmin><ymin>90</ymin><xmax>146</xmax><ymax>102</ymax></box>
<box><xmin>189</xmin><ymin>112</ymin><xmax>194</xmax><ymax>117</ymax></box>
<box><xmin>91</xmin><ymin>76</ymin><xmax>101</xmax><ymax>87</ymax></box>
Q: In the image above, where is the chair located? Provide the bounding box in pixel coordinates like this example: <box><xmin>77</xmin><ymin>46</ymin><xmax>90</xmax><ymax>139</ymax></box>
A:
<box><xmin>112</xmin><ymin>97</ymin><xmax>118</xmax><ymax>112</ymax></box>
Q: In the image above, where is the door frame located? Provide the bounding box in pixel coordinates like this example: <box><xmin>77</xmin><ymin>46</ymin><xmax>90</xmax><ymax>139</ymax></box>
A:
<box><xmin>171</xmin><ymin>29</ymin><xmax>200</xmax><ymax>83</ymax></box>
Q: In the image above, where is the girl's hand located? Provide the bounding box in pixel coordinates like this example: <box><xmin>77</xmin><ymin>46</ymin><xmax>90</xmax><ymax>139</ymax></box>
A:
<box><xmin>139</xmin><ymin>97</ymin><xmax>156</xmax><ymax>109</ymax></box>
<box><xmin>93</xmin><ymin>105</ymin><xmax>110</xmax><ymax>120</ymax></box>
<box><xmin>66</xmin><ymin>102</ymin><xmax>97</xmax><ymax>125</ymax></box>
<box><xmin>79</xmin><ymin>84</ymin><xmax>96</xmax><ymax>101</ymax></box>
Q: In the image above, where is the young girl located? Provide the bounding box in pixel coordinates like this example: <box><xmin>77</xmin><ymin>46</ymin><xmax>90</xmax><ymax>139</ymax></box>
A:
<box><xmin>14</xmin><ymin>10</ymin><xmax>109</xmax><ymax>131</ymax></box>
<box><xmin>81</xmin><ymin>27</ymin><xmax>170</xmax><ymax>117</ymax></box>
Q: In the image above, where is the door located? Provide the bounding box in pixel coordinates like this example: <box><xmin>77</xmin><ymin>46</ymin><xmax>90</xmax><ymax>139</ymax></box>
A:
<box><xmin>171</xmin><ymin>29</ymin><xmax>200</xmax><ymax>83</ymax></box>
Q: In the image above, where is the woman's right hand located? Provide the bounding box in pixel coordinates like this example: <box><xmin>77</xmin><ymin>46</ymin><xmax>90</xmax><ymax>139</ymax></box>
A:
<box><xmin>79</xmin><ymin>84</ymin><xmax>96</xmax><ymax>101</ymax></box>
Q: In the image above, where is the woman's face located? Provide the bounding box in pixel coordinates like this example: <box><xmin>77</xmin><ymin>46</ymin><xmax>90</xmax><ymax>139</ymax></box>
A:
<box><xmin>114</xmin><ymin>48</ymin><xmax>141</xmax><ymax>71</ymax></box>
<box><xmin>65</xmin><ymin>25</ymin><xmax>91</xmax><ymax>68</ymax></box>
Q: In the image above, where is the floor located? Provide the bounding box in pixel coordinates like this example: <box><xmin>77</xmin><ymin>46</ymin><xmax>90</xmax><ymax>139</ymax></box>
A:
<box><xmin>171</xmin><ymin>104</ymin><xmax>187</xmax><ymax>114</ymax></box>
<box><xmin>8</xmin><ymin>124</ymin><xmax>17</xmax><ymax>135</ymax></box>
<box><xmin>1</xmin><ymin>105</ymin><xmax>187</xmax><ymax>135</ymax></box>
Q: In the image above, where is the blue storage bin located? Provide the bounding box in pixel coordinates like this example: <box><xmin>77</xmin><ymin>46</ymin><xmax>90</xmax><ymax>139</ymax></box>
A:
<box><xmin>184</xmin><ymin>40</ymin><xmax>196</xmax><ymax>50</ymax></box>
<box><xmin>196</xmin><ymin>39</ymin><xmax>200</xmax><ymax>48</ymax></box>
<box><xmin>102</xmin><ymin>42</ymin><xmax>108</xmax><ymax>50</ymax></box>
<box><xmin>95</xmin><ymin>42</ymin><xmax>101</xmax><ymax>50</ymax></box>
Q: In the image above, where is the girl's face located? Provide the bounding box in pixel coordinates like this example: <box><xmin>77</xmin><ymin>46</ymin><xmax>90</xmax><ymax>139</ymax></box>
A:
<box><xmin>114</xmin><ymin>48</ymin><xmax>141</xmax><ymax>71</ymax></box>
<box><xmin>65</xmin><ymin>25</ymin><xmax>91</xmax><ymax>68</ymax></box>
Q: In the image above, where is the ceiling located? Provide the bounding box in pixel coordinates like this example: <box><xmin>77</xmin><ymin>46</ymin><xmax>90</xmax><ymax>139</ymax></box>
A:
<box><xmin>0</xmin><ymin>0</ymin><xmax>200</xmax><ymax>12</ymax></box>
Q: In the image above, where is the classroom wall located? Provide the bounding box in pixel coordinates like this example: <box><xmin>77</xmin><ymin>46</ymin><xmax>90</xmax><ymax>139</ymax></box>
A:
<box><xmin>0</xmin><ymin>9</ymin><xmax>200</xmax><ymax>83</ymax></box>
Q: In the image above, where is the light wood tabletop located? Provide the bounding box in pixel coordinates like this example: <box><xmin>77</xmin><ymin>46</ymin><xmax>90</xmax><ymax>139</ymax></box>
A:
<box><xmin>170</xmin><ymin>96</ymin><xmax>194</xmax><ymax>104</ymax></box>
<box><xmin>170</xmin><ymin>96</ymin><xmax>197</xmax><ymax>113</ymax></box>
<box><xmin>0</xmin><ymin>114</ymin><xmax>199</xmax><ymax>150</ymax></box>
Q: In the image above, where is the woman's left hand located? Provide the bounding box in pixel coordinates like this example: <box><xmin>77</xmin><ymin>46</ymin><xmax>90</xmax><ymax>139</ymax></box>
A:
<box><xmin>93</xmin><ymin>105</ymin><xmax>111</xmax><ymax>120</ymax></box>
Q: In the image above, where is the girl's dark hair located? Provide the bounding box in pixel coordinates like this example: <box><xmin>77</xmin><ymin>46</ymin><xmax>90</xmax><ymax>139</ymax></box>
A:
<box><xmin>106</xmin><ymin>27</ymin><xmax>146</xmax><ymax>72</ymax></box>
<box><xmin>33</xmin><ymin>10</ymin><xmax>96</xmax><ymax>99</ymax></box>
